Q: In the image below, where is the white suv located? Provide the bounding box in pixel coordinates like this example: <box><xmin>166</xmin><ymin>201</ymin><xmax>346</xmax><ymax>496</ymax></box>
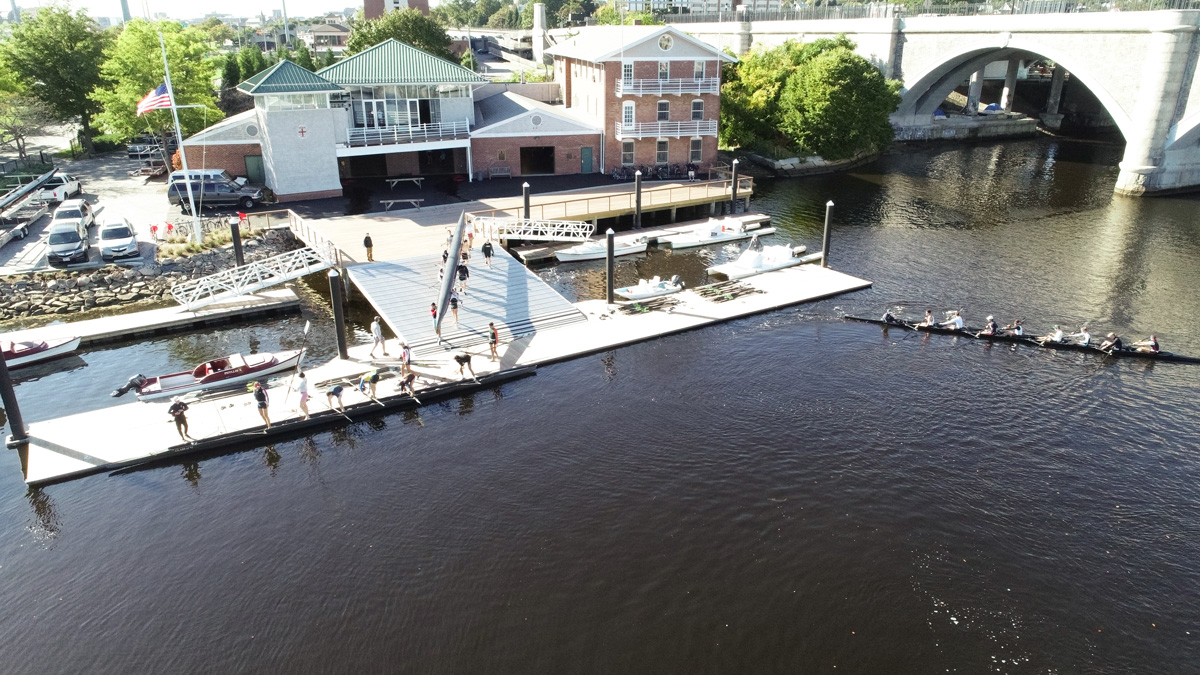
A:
<box><xmin>97</xmin><ymin>213</ymin><xmax>140</xmax><ymax>261</ymax></box>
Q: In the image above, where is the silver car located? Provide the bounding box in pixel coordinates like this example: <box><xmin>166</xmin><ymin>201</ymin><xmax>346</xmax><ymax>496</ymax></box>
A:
<box><xmin>98</xmin><ymin>214</ymin><xmax>139</xmax><ymax>261</ymax></box>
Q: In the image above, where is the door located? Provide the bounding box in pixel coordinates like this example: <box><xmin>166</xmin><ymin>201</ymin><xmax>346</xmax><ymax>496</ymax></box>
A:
<box><xmin>580</xmin><ymin>147</ymin><xmax>593</xmax><ymax>174</ymax></box>
<box><xmin>407</xmin><ymin>100</ymin><xmax>420</xmax><ymax>126</ymax></box>
<box><xmin>244</xmin><ymin>155</ymin><xmax>265</xmax><ymax>184</ymax></box>
<box><xmin>363</xmin><ymin>100</ymin><xmax>387</xmax><ymax>128</ymax></box>
<box><xmin>418</xmin><ymin>100</ymin><xmax>432</xmax><ymax>125</ymax></box>
<box><xmin>520</xmin><ymin>147</ymin><xmax>555</xmax><ymax>175</ymax></box>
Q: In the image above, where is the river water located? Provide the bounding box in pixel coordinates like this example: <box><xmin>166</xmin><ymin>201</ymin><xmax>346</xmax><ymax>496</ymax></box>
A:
<box><xmin>2</xmin><ymin>137</ymin><xmax>1198</xmax><ymax>674</ymax></box>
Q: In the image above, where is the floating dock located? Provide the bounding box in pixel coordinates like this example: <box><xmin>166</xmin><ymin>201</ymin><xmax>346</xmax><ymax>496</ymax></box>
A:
<box><xmin>512</xmin><ymin>213</ymin><xmax>772</xmax><ymax>263</ymax></box>
<box><xmin>0</xmin><ymin>288</ymin><xmax>301</xmax><ymax>347</ymax></box>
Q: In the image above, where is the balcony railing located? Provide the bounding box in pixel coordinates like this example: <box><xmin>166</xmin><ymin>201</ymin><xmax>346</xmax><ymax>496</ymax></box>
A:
<box><xmin>615</xmin><ymin>78</ymin><xmax>720</xmax><ymax>96</ymax></box>
<box><xmin>347</xmin><ymin>120</ymin><xmax>470</xmax><ymax>147</ymax></box>
<box><xmin>614</xmin><ymin>120</ymin><xmax>718</xmax><ymax>140</ymax></box>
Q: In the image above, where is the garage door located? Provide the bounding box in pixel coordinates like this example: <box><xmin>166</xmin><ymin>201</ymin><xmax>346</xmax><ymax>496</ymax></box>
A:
<box><xmin>520</xmin><ymin>147</ymin><xmax>555</xmax><ymax>175</ymax></box>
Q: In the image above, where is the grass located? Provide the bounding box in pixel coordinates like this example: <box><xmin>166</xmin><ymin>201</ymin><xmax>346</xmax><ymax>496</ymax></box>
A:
<box><xmin>158</xmin><ymin>228</ymin><xmax>237</xmax><ymax>259</ymax></box>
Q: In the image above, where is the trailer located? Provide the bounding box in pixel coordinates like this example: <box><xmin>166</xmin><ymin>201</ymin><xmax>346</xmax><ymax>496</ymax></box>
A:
<box><xmin>0</xmin><ymin>199</ymin><xmax>48</xmax><ymax>249</ymax></box>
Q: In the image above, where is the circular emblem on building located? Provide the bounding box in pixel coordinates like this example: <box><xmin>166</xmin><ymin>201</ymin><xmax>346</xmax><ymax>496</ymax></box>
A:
<box><xmin>245</xmin><ymin>124</ymin><xmax>259</xmax><ymax>137</ymax></box>
<box><xmin>530</xmin><ymin>114</ymin><xmax>543</xmax><ymax>127</ymax></box>
<box><xmin>659</xmin><ymin>35</ymin><xmax>673</xmax><ymax>51</ymax></box>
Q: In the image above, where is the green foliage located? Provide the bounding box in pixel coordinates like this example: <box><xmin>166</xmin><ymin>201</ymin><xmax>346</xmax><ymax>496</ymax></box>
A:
<box><xmin>346</xmin><ymin>9</ymin><xmax>453</xmax><ymax>60</ymax></box>
<box><xmin>319</xmin><ymin>48</ymin><xmax>337</xmax><ymax>69</ymax></box>
<box><xmin>221</xmin><ymin>54</ymin><xmax>241</xmax><ymax>89</ymax></box>
<box><xmin>238</xmin><ymin>46</ymin><xmax>268</xmax><ymax>81</ymax></box>
<box><xmin>218</xmin><ymin>53</ymin><xmax>250</xmax><ymax>116</ymax></box>
<box><xmin>294</xmin><ymin>44</ymin><xmax>317</xmax><ymax>71</ymax></box>
<box><xmin>1</xmin><ymin>6</ymin><xmax>111</xmax><ymax>145</ymax></box>
<box><xmin>592</xmin><ymin>5</ymin><xmax>659</xmax><ymax>25</ymax></box>
<box><xmin>91</xmin><ymin>20</ymin><xmax>223</xmax><ymax>141</ymax></box>
<box><xmin>720</xmin><ymin>36</ymin><xmax>898</xmax><ymax>158</ymax></box>
<box><xmin>0</xmin><ymin>95</ymin><xmax>54</xmax><ymax>159</ymax></box>
<box><xmin>196</xmin><ymin>17</ymin><xmax>235</xmax><ymax>45</ymax></box>
<box><xmin>519</xmin><ymin>2</ymin><xmax>535</xmax><ymax>28</ymax></box>
<box><xmin>469</xmin><ymin>0</ymin><xmax>503</xmax><ymax>26</ymax></box>
<box><xmin>460</xmin><ymin>50</ymin><xmax>478</xmax><ymax>72</ymax></box>
<box><xmin>486</xmin><ymin>5</ymin><xmax>520</xmax><ymax>28</ymax></box>
<box><xmin>777</xmin><ymin>47</ymin><xmax>901</xmax><ymax>159</ymax></box>
<box><xmin>275</xmin><ymin>46</ymin><xmax>294</xmax><ymax>64</ymax></box>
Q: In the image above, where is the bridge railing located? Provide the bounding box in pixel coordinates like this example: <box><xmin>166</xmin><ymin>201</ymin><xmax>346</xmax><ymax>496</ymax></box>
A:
<box><xmin>659</xmin><ymin>0</ymin><xmax>1200</xmax><ymax>23</ymax></box>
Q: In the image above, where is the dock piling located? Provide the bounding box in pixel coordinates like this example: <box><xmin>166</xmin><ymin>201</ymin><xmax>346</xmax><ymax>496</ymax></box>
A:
<box><xmin>522</xmin><ymin>182</ymin><xmax>530</xmax><ymax>220</ymax></box>
<box><xmin>605</xmin><ymin>229</ymin><xmax>615</xmax><ymax>304</ymax></box>
<box><xmin>328</xmin><ymin>270</ymin><xmax>349</xmax><ymax>359</ymax></box>
<box><xmin>634</xmin><ymin>171</ymin><xmax>642</xmax><ymax>229</ymax></box>
<box><xmin>0</xmin><ymin>353</ymin><xmax>28</xmax><ymax>449</ymax></box>
<box><xmin>230</xmin><ymin>218</ymin><xmax>245</xmax><ymax>267</ymax></box>
<box><xmin>821</xmin><ymin>200</ymin><xmax>834</xmax><ymax>268</ymax></box>
<box><xmin>730</xmin><ymin>159</ymin><xmax>740</xmax><ymax>214</ymax></box>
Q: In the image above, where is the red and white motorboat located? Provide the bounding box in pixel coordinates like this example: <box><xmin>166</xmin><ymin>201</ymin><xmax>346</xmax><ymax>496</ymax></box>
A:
<box><xmin>1</xmin><ymin>336</ymin><xmax>81</xmax><ymax>369</ymax></box>
<box><xmin>121</xmin><ymin>349</ymin><xmax>304</xmax><ymax>401</ymax></box>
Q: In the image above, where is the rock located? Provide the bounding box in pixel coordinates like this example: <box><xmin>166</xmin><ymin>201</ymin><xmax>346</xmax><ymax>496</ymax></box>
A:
<box><xmin>116</xmin><ymin>292</ymin><xmax>138</xmax><ymax>302</ymax></box>
<box><xmin>122</xmin><ymin>269</ymin><xmax>139</xmax><ymax>280</ymax></box>
<box><xmin>55</xmin><ymin>306</ymin><xmax>70</xmax><ymax>314</ymax></box>
<box><xmin>76</xmin><ymin>275</ymin><xmax>92</xmax><ymax>287</ymax></box>
<box><xmin>10</xmin><ymin>301</ymin><xmax>30</xmax><ymax>312</ymax></box>
<box><xmin>138</xmin><ymin>265</ymin><xmax>161</xmax><ymax>278</ymax></box>
<box><xmin>244</xmin><ymin>239</ymin><xmax>260</xmax><ymax>248</ymax></box>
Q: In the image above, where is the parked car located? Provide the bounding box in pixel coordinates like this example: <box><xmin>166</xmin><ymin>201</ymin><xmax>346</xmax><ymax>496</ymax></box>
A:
<box><xmin>167</xmin><ymin>180</ymin><xmax>263</xmax><ymax>213</ymax></box>
<box><xmin>49</xmin><ymin>199</ymin><xmax>96</xmax><ymax>233</ymax></box>
<box><xmin>33</xmin><ymin>173</ymin><xmax>82</xmax><ymax>203</ymax></box>
<box><xmin>46</xmin><ymin>223</ymin><xmax>89</xmax><ymax>266</ymax></box>
<box><xmin>168</xmin><ymin>169</ymin><xmax>248</xmax><ymax>187</ymax></box>
<box><xmin>97</xmin><ymin>213</ymin><xmax>140</xmax><ymax>261</ymax></box>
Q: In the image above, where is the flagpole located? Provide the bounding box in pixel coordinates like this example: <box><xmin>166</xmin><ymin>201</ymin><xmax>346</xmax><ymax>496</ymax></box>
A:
<box><xmin>159</xmin><ymin>31</ymin><xmax>201</xmax><ymax>245</ymax></box>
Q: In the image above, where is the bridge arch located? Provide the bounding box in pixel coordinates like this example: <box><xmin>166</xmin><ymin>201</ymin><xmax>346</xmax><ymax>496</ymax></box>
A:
<box><xmin>893</xmin><ymin>37</ymin><xmax>1134</xmax><ymax>142</ymax></box>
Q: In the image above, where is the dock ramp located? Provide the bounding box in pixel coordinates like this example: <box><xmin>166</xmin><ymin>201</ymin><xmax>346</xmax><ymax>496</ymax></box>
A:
<box><xmin>170</xmin><ymin>247</ymin><xmax>333</xmax><ymax>310</ymax></box>
<box><xmin>468</xmin><ymin>215</ymin><xmax>594</xmax><ymax>242</ymax></box>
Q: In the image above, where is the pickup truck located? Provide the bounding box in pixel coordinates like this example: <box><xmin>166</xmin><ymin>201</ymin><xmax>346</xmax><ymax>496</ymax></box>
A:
<box><xmin>33</xmin><ymin>173</ymin><xmax>83</xmax><ymax>203</ymax></box>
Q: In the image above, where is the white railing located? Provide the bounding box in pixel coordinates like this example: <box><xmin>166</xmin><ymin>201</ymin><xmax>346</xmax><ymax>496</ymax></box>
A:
<box><xmin>347</xmin><ymin>119</ymin><xmax>470</xmax><ymax>147</ymax></box>
<box><xmin>286</xmin><ymin>210</ymin><xmax>342</xmax><ymax>266</ymax></box>
<box><xmin>170</xmin><ymin>247</ymin><xmax>334</xmax><ymax>310</ymax></box>
<box><xmin>615</xmin><ymin>78</ymin><xmax>720</xmax><ymax>96</ymax></box>
<box><xmin>467</xmin><ymin>216</ymin><xmax>595</xmax><ymax>242</ymax></box>
<box><xmin>614</xmin><ymin>120</ymin><xmax>719</xmax><ymax>140</ymax></box>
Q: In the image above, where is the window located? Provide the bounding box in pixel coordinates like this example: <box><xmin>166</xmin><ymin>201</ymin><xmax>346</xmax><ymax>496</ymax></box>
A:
<box><xmin>657</xmin><ymin>101</ymin><xmax>669</xmax><ymax>121</ymax></box>
<box><xmin>659</xmin><ymin>35</ymin><xmax>673</xmax><ymax>51</ymax></box>
<box><xmin>658</xmin><ymin>61</ymin><xmax>669</xmax><ymax>80</ymax></box>
<box><xmin>692</xmin><ymin>100</ymin><xmax>704</xmax><ymax>121</ymax></box>
<box><xmin>622</xmin><ymin>63</ymin><xmax>633</xmax><ymax>81</ymax></box>
<box><xmin>690</xmin><ymin>137</ymin><xmax>703</xmax><ymax>163</ymax></box>
<box><xmin>656</xmin><ymin>139</ymin><xmax>668</xmax><ymax>164</ymax></box>
<box><xmin>498</xmin><ymin>151</ymin><xmax>505</xmax><ymax>161</ymax></box>
<box><xmin>694</xmin><ymin>61</ymin><xmax>705</xmax><ymax>79</ymax></box>
<box><xmin>621</xmin><ymin>140</ymin><xmax>635</xmax><ymax>165</ymax></box>
<box><xmin>622</xmin><ymin>101</ymin><xmax>635</xmax><ymax>126</ymax></box>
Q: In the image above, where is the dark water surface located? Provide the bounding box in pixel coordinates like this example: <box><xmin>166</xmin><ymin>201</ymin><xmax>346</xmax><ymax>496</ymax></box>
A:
<box><xmin>3</xmin><ymin>137</ymin><xmax>1199</xmax><ymax>674</ymax></box>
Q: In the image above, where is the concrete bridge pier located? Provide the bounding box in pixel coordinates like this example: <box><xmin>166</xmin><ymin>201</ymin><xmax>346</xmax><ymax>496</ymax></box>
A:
<box><xmin>1000</xmin><ymin>59</ymin><xmax>1020</xmax><ymax>112</ymax></box>
<box><xmin>1039</xmin><ymin>66</ymin><xmax>1067</xmax><ymax>130</ymax></box>
<box><xmin>965</xmin><ymin>69</ymin><xmax>984</xmax><ymax>115</ymax></box>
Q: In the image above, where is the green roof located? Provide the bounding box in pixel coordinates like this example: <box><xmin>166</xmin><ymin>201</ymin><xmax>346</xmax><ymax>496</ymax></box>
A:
<box><xmin>237</xmin><ymin>60</ymin><xmax>342</xmax><ymax>95</ymax></box>
<box><xmin>316</xmin><ymin>39</ymin><xmax>486</xmax><ymax>86</ymax></box>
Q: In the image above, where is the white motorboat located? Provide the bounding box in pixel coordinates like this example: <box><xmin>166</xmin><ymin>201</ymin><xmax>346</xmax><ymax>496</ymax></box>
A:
<box><xmin>615</xmin><ymin>275</ymin><xmax>684</xmax><ymax>301</ymax></box>
<box><xmin>659</xmin><ymin>218</ymin><xmax>773</xmax><ymax>250</ymax></box>
<box><xmin>112</xmin><ymin>349</ymin><xmax>304</xmax><ymax>401</ymax></box>
<box><xmin>706</xmin><ymin>240</ymin><xmax>809</xmax><ymax>280</ymax></box>
<box><xmin>555</xmin><ymin>236</ymin><xmax>648</xmax><ymax>262</ymax></box>
<box><xmin>1</xmin><ymin>336</ymin><xmax>81</xmax><ymax>369</ymax></box>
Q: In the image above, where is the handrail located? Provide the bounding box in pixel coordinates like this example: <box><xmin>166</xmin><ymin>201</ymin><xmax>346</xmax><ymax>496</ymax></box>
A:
<box><xmin>347</xmin><ymin>120</ymin><xmax>470</xmax><ymax>147</ymax></box>
<box><xmin>467</xmin><ymin>215</ymin><xmax>595</xmax><ymax>242</ymax></box>
<box><xmin>615</xmin><ymin>78</ymin><xmax>720</xmax><ymax>96</ymax></box>
<box><xmin>170</xmin><ymin>246</ymin><xmax>333</xmax><ymax>309</ymax></box>
<box><xmin>468</xmin><ymin>177</ymin><xmax>753</xmax><ymax>222</ymax></box>
<box><xmin>614</xmin><ymin>120</ymin><xmax>718</xmax><ymax>140</ymax></box>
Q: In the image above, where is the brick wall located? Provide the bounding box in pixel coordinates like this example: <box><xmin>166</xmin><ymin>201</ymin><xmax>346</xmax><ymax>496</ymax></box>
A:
<box><xmin>471</xmin><ymin>133</ymin><xmax>602</xmax><ymax>177</ymax></box>
<box><xmin>183</xmin><ymin>144</ymin><xmax>261</xmax><ymax>179</ymax></box>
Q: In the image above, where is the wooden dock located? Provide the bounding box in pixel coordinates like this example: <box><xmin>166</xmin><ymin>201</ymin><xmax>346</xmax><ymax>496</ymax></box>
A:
<box><xmin>18</xmin><ymin>261</ymin><xmax>870</xmax><ymax>486</ymax></box>
<box><xmin>0</xmin><ymin>288</ymin><xmax>301</xmax><ymax>347</ymax></box>
<box><xmin>512</xmin><ymin>213</ymin><xmax>772</xmax><ymax>263</ymax></box>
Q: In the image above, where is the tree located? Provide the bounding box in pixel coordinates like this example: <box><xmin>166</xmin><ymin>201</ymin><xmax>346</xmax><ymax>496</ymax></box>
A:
<box><xmin>460</xmin><ymin>50</ymin><xmax>477</xmax><ymax>72</ymax></box>
<box><xmin>218</xmin><ymin>54</ymin><xmax>251</xmax><ymax>116</ymax></box>
<box><xmin>319</xmin><ymin>48</ymin><xmax>337</xmax><ymax>69</ymax></box>
<box><xmin>592</xmin><ymin>5</ymin><xmax>657</xmax><ymax>25</ymax></box>
<box><xmin>197</xmin><ymin>17</ymin><xmax>235</xmax><ymax>45</ymax></box>
<box><xmin>469</xmin><ymin>0</ymin><xmax>504</xmax><ymax>26</ymax></box>
<box><xmin>345</xmin><ymin>9</ymin><xmax>453</xmax><ymax>60</ymax></box>
<box><xmin>487</xmin><ymin>5</ymin><xmax>519</xmax><ymax>28</ymax></box>
<box><xmin>295</xmin><ymin>43</ymin><xmax>317</xmax><ymax>71</ymax></box>
<box><xmin>238</xmin><ymin>45</ymin><xmax>268</xmax><ymax>81</ymax></box>
<box><xmin>778</xmin><ymin>47</ymin><xmax>901</xmax><ymax>159</ymax></box>
<box><xmin>0</xmin><ymin>95</ymin><xmax>54</xmax><ymax>160</ymax></box>
<box><xmin>1</xmin><ymin>6</ymin><xmax>110</xmax><ymax>151</ymax></box>
<box><xmin>92</xmin><ymin>20</ymin><xmax>223</xmax><ymax>145</ymax></box>
<box><xmin>519</xmin><ymin>2</ymin><xmax>536</xmax><ymax>28</ymax></box>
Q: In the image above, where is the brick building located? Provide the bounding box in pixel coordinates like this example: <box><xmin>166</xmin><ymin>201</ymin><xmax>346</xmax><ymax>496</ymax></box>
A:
<box><xmin>545</xmin><ymin>26</ymin><xmax>735</xmax><ymax>174</ymax></box>
<box><xmin>364</xmin><ymin>0</ymin><xmax>429</xmax><ymax>20</ymax></box>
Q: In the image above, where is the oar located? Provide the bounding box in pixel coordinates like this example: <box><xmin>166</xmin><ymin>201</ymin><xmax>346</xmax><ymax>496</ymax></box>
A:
<box><xmin>282</xmin><ymin>320</ymin><xmax>311</xmax><ymax>406</ymax></box>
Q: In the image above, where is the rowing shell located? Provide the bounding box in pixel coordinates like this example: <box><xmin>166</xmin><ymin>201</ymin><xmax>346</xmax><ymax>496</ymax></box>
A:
<box><xmin>845</xmin><ymin>316</ymin><xmax>1200</xmax><ymax>365</ymax></box>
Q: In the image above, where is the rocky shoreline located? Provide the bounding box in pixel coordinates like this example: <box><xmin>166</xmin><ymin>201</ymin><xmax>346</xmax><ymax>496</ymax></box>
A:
<box><xmin>0</xmin><ymin>229</ymin><xmax>302</xmax><ymax>324</ymax></box>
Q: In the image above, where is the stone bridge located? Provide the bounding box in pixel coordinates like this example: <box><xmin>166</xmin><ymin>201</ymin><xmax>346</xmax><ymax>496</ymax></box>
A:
<box><xmin>666</xmin><ymin>11</ymin><xmax>1200</xmax><ymax>196</ymax></box>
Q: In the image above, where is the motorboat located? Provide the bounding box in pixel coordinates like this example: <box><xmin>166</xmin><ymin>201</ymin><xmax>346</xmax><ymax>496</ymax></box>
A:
<box><xmin>111</xmin><ymin>349</ymin><xmax>304</xmax><ymax>401</ymax></box>
<box><xmin>659</xmin><ymin>218</ymin><xmax>773</xmax><ymax>250</ymax></box>
<box><xmin>706</xmin><ymin>237</ymin><xmax>810</xmax><ymax>280</ymax></box>
<box><xmin>1</xmin><ymin>336</ymin><xmax>81</xmax><ymax>369</ymax></box>
<box><xmin>615</xmin><ymin>275</ymin><xmax>684</xmax><ymax>301</ymax></box>
<box><xmin>555</xmin><ymin>236</ymin><xmax>648</xmax><ymax>262</ymax></box>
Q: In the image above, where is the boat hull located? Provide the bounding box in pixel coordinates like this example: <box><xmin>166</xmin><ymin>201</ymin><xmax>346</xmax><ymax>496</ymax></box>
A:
<box><xmin>615</xmin><ymin>284</ymin><xmax>683</xmax><ymax>300</ymax></box>
<box><xmin>4</xmin><ymin>337</ymin><xmax>81</xmax><ymax>369</ymax></box>
<box><xmin>555</xmin><ymin>242</ymin><xmax>647</xmax><ymax>262</ymax></box>
<box><xmin>662</xmin><ymin>226</ymin><xmax>775</xmax><ymax>250</ymax></box>
<box><xmin>136</xmin><ymin>349</ymin><xmax>304</xmax><ymax>401</ymax></box>
<box><xmin>706</xmin><ymin>245</ymin><xmax>808</xmax><ymax>280</ymax></box>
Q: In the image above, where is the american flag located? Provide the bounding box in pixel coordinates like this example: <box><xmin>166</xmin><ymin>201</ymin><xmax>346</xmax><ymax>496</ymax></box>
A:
<box><xmin>136</xmin><ymin>83</ymin><xmax>172</xmax><ymax>116</ymax></box>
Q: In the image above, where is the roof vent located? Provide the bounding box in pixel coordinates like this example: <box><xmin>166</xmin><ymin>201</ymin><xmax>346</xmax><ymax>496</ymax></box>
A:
<box><xmin>246</xmin><ymin>124</ymin><xmax>259</xmax><ymax>137</ymax></box>
<box><xmin>531</xmin><ymin>114</ymin><xmax>543</xmax><ymax>127</ymax></box>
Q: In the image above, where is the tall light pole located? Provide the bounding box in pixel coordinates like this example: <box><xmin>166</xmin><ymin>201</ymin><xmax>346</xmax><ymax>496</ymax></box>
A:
<box><xmin>281</xmin><ymin>0</ymin><xmax>291</xmax><ymax>48</ymax></box>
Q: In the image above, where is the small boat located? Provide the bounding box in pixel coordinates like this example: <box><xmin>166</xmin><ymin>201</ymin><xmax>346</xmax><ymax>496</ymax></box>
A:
<box><xmin>615</xmin><ymin>275</ymin><xmax>684</xmax><ymax>300</ymax></box>
<box><xmin>112</xmin><ymin>349</ymin><xmax>304</xmax><ymax>400</ymax></box>
<box><xmin>1</xmin><ymin>336</ymin><xmax>81</xmax><ymax>369</ymax></box>
<box><xmin>846</xmin><ymin>315</ymin><xmax>1200</xmax><ymax>364</ymax></box>
<box><xmin>659</xmin><ymin>218</ymin><xmax>772</xmax><ymax>250</ymax></box>
<box><xmin>706</xmin><ymin>237</ymin><xmax>809</xmax><ymax>280</ymax></box>
<box><xmin>555</xmin><ymin>236</ymin><xmax>648</xmax><ymax>262</ymax></box>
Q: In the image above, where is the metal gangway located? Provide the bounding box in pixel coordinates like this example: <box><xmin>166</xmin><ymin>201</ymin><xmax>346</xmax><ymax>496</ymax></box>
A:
<box><xmin>467</xmin><ymin>215</ymin><xmax>595</xmax><ymax>242</ymax></box>
<box><xmin>170</xmin><ymin>246</ymin><xmax>333</xmax><ymax>310</ymax></box>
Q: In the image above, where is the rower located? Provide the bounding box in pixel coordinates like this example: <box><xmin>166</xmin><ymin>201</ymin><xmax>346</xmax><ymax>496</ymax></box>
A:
<box><xmin>1002</xmin><ymin>318</ymin><xmax>1023</xmax><ymax>336</ymax></box>
<box><xmin>977</xmin><ymin>315</ymin><xmax>999</xmax><ymax>337</ymax></box>
<box><xmin>915</xmin><ymin>309</ymin><xmax>935</xmax><ymax>327</ymax></box>
<box><xmin>937</xmin><ymin>311</ymin><xmax>964</xmax><ymax>330</ymax></box>
<box><xmin>1037</xmin><ymin>325</ymin><xmax>1064</xmax><ymax>345</ymax></box>
<box><xmin>1069</xmin><ymin>326</ymin><xmax>1091</xmax><ymax>346</ymax></box>
<box><xmin>1131</xmin><ymin>334</ymin><xmax>1159</xmax><ymax>353</ymax></box>
<box><xmin>881</xmin><ymin>309</ymin><xmax>899</xmax><ymax>324</ymax></box>
<box><xmin>1099</xmin><ymin>332</ymin><xmax>1123</xmax><ymax>352</ymax></box>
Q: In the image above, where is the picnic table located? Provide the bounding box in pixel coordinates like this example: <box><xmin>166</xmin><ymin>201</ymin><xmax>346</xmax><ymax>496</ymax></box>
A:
<box><xmin>386</xmin><ymin>177</ymin><xmax>424</xmax><ymax>190</ymax></box>
<box><xmin>381</xmin><ymin>199</ymin><xmax>424</xmax><ymax>211</ymax></box>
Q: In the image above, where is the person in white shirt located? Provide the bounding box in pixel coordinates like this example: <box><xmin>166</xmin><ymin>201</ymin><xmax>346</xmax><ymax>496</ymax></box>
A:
<box><xmin>937</xmin><ymin>311</ymin><xmax>964</xmax><ymax>330</ymax></box>
<box><xmin>1069</xmin><ymin>326</ymin><xmax>1091</xmax><ymax>346</ymax></box>
<box><xmin>1037</xmin><ymin>325</ymin><xmax>1064</xmax><ymax>345</ymax></box>
<box><xmin>297</xmin><ymin>372</ymin><xmax>310</xmax><ymax>420</ymax></box>
<box><xmin>369</xmin><ymin>316</ymin><xmax>388</xmax><ymax>358</ymax></box>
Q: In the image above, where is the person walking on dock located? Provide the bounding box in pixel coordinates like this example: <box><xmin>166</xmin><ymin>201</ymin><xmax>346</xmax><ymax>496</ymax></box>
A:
<box><xmin>363</xmin><ymin>233</ymin><xmax>374</xmax><ymax>262</ymax></box>
<box><xmin>400</xmin><ymin>341</ymin><xmax>412</xmax><ymax>376</ymax></box>
<box><xmin>431</xmin><ymin>302</ymin><xmax>442</xmax><ymax>344</ymax></box>
<box><xmin>253</xmin><ymin>382</ymin><xmax>271</xmax><ymax>429</ymax></box>
<box><xmin>449</xmin><ymin>290</ymin><xmax>461</xmax><ymax>326</ymax></box>
<box><xmin>297</xmin><ymin>372</ymin><xmax>310</xmax><ymax>420</ymax></box>
<box><xmin>326</xmin><ymin>384</ymin><xmax>345</xmax><ymax>412</ymax></box>
<box><xmin>489</xmin><ymin>322</ymin><xmax>499</xmax><ymax>361</ymax></box>
<box><xmin>369</xmin><ymin>316</ymin><xmax>388</xmax><ymax>358</ymax></box>
<box><xmin>168</xmin><ymin>397</ymin><xmax>195</xmax><ymax>443</ymax></box>
<box><xmin>454</xmin><ymin>352</ymin><xmax>477</xmax><ymax>380</ymax></box>
<box><xmin>482</xmin><ymin>240</ymin><xmax>494</xmax><ymax>268</ymax></box>
<box><xmin>457</xmin><ymin>261</ymin><xmax>470</xmax><ymax>294</ymax></box>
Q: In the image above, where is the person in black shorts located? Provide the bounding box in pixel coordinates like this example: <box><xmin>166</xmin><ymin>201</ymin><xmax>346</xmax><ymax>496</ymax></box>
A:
<box><xmin>481</xmin><ymin>240</ymin><xmax>494</xmax><ymax>268</ymax></box>
<box><xmin>326</xmin><ymin>384</ymin><xmax>345</xmax><ymax>412</ymax></box>
<box><xmin>488</xmin><ymin>321</ymin><xmax>499</xmax><ymax>361</ymax></box>
<box><xmin>456</xmin><ymin>261</ymin><xmax>470</xmax><ymax>293</ymax></box>
<box><xmin>453</xmin><ymin>352</ymin><xmax>476</xmax><ymax>380</ymax></box>
<box><xmin>397</xmin><ymin>372</ymin><xmax>417</xmax><ymax>396</ymax></box>
<box><xmin>358</xmin><ymin>369</ymin><xmax>381</xmax><ymax>398</ymax></box>
<box><xmin>168</xmin><ymin>397</ymin><xmax>195</xmax><ymax>442</ymax></box>
<box><xmin>253</xmin><ymin>382</ymin><xmax>270</xmax><ymax>429</ymax></box>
